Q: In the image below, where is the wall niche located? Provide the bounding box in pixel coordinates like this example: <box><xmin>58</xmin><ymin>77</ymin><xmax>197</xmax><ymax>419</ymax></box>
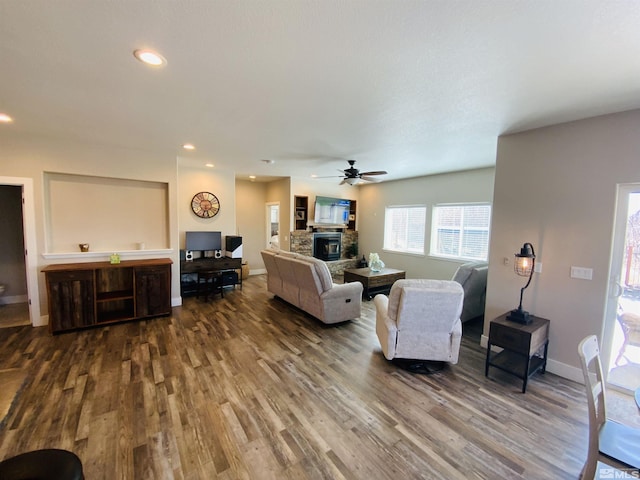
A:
<box><xmin>44</xmin><ymin>172</ymin><xmax>170</xmax><ymax>254</ymax></box>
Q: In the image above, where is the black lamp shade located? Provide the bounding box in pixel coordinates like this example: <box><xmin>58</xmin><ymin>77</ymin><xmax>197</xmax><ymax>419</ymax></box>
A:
<box><xmin>514</xmin><ymin>243</ymin><xmax>535</xmax><ymax>277</ymax></box>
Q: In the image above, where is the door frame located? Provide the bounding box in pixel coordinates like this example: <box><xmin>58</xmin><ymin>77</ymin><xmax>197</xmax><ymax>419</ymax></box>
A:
<box><xmin>601</xmin><ymin>183</ymin><xmax>640</xmax><ymax>379</ymax></box>
<box><xmin>0</xmin><ymin>176</ymin><xmax>42</xmax><ymax>326</ymax></box>
<box><xmin>265</xmin><ymin>202</ymin><xmax>279</xmax><ymax>248</ymax></box>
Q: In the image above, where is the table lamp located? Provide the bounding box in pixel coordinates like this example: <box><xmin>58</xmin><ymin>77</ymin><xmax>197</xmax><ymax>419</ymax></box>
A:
<box><xmin>507</xmin><ymin>242</ymin><xmax>536</xmax><ymax>324</ymax></box>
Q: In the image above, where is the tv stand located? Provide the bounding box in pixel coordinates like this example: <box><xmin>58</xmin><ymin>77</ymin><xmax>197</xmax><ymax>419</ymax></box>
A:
<box><xmin>180</xmin><ymin>257</ymin><xmax>242</xmax><ymax>297</ymax></box>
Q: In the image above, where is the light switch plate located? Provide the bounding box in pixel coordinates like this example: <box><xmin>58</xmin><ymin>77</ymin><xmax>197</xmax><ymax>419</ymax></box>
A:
<box><xmin>571</xmin><ymin>266</ymin><xmax>593</xmax><ymax>280</ymax></box>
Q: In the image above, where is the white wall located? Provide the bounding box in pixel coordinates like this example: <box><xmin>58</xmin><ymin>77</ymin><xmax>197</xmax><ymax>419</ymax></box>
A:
<box><xmin>0</xmin><ymin>131</ymin><xmax>180</xmax><ymax>315</ymax></box>
<box><xmin>177</xmin><ymin>164</ymin><xmax>236</xmax><ymax>250</ymax></box>
<box><xmin>488</xmin><ymin>109</ymin><xmax>640</xmax><ymax>377</ymax></box>
<box><xmin>236</xmin><ymin>180</ymin><xmax>268</xmax><ymax>272</ymax></box>
<box><xmin>357</xmin><ymin>168</ymin><xmax>496</xmax><ymax>280</ymax></box>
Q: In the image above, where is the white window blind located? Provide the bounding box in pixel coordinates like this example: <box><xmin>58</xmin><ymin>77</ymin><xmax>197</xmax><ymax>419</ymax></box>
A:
<box><xmin>383</xmin><ymin>205</ymin><xmax>426</xmax><ymax>254</ymax></box>
<box><xmin>430</xmin><ymin>204</ymin><xmax>491</xmax><ymax>261</ymax></box>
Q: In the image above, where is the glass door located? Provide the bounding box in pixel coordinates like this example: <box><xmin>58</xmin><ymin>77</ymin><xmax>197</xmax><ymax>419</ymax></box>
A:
<box><xmin>604</xmin><ymin>185</ymin><xmax>640</xmax><ymax>392</ymax></box>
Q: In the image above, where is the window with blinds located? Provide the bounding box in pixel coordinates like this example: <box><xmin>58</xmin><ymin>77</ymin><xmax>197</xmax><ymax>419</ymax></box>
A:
<box><xmin>383</xmin><ymin>205</ymin><xmax>427</xmax><ymax>254</ymax></box>
<box><xmin>430</xmin><ymin>203</ymin><xmax>491</xmax><ymax>261</ymax></box>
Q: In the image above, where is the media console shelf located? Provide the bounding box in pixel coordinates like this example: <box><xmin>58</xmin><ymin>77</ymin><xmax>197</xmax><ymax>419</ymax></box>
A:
<box><xmin>180</xmin><ymin>257</ymin><xmax>242</xmax><ymax>297</ymax></box>
<box><xmin>43</xmin><ymin>258</ymin><xmax>172</xmax><ymax>334</ymax></box>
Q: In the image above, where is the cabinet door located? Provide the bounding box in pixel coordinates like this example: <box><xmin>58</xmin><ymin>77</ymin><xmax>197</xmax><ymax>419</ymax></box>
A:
<box><xmin>46</xmin><ymin>270</ymin><xmax>95</xmax><ymax>332</ymax></box>
<box><xmin>135</xmin><ymin>265</ymin><xmax>171</xmax><ymax>317</ymax></box>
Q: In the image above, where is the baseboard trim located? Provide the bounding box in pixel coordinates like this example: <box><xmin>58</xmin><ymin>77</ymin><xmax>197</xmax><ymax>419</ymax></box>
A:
<box><xmin>0</xmin><ymin>294</ymin><xmax>28</xmax><ymax>305</ymax></box>
<box><xmin>36</xmin><ymin>315</ymin><xmax>48</xmax><ymax>327</ymax></box>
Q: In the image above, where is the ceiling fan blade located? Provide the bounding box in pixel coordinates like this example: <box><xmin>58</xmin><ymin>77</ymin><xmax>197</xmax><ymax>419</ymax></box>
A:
<box><xmin>314</xmin><ymin>175</ymin><xmax>344</xmax><ymax>178</ymax></box>
<box><xmin>359</xmin><ymin>170</ymin><xmax>387</xmax><ymax>176</ymax></box>
<box><xmin>339</xmin><ymin>178</ymin><xmax>348</xmax><ymax>185</ymax></box>
<box><xmin>360</xmin><ymin>175</ymin><xmax>382</xmax><ymax>183</ymax></box>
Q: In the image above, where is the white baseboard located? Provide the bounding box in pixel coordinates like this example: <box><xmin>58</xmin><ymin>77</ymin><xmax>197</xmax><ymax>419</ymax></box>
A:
<box><xmin>0</xmin><ymin>294</ymin><xmax>28</xmax><ymax>305</ymax></box>
<box><xmin>250</xmin><ymin>268</ymin><xmax>266</xmax><ymax>275</ymax></box>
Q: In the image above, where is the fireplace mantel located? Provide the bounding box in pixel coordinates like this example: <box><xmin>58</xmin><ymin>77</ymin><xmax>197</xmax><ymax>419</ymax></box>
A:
<box><xmin>306</xmin><ymin>223</ymin><xmax>348</xmax><ymax>231</ymax></box>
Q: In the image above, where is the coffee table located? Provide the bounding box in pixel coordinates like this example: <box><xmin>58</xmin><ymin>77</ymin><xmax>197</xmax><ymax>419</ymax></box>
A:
<box><xmin>343</xmin><ymin>267</ymin><xmax>406</xmax><ymax>299</ymax></box>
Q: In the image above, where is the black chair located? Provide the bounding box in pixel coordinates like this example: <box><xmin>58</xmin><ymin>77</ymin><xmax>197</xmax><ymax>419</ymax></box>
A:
<box><xmin>197</xmin><ymin>270</ymin><xmax>223</xmax><ymax>300</ymax></box>
<box><xmin>0</xmin><ymin>449</ymin><xmax>84</xmax><ymax>479</ymax></box>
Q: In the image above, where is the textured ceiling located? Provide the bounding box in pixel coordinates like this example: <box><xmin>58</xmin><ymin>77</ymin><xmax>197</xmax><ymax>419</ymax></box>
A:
<box><xmin>1</xmin><ymin>1</ymin><xmax>640</xmax><ymax>183</ymax></box>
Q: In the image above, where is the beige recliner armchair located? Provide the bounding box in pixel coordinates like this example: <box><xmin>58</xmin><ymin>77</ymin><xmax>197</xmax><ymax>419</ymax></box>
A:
<box><xmin>374</xmin><ymin>279</ymin><xmax>464</xmax><ymax>366</ymax></box>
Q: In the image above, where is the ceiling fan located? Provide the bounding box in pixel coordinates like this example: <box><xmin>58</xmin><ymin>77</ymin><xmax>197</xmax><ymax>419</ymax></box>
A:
<box><xmin>328</xmin><ymin>160</ymin><xmax>388</xmax><ymax>185</ymax></box>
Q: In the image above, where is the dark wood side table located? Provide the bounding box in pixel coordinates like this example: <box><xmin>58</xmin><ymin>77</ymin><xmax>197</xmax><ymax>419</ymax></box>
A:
<box><xmin>485</xmin><ymin>313</ymin><xmax>550</xmax><ymax>393</ymax></box>
<box><xmin>343</xmin><ymin>267</ymin><xmax>406</xmax><ymax>299</ymax></box>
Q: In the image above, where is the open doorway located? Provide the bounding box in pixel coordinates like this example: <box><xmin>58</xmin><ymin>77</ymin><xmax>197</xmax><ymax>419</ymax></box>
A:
<box><xmin>0</xmin><ymin>177</ymin><xmax>41</xmax><ymax>328</ymax></box>
<box><xmin>0</xmin><ymin>185</ymin><xmax>28</xmax><ymax>327</ymax></box>
<box><xmin>604</xmin><ymin>185</ymin><xmax>640</xmax><ymax>393</ymax></box>
<box><xmin>266</xmin><ymin>203</ymin><xmax>280</xmax><ymax>249</ymax></box>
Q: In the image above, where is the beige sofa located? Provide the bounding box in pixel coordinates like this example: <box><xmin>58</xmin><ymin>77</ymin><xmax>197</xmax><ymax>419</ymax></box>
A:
<box><xmin>261</xmin><ymin>249</ymin><xmax>363</xmax><ymax>324</ymax></box>
<box><xmin>451</xmin><ymin>261</ymin><xmax>488</xmax><ymax>322</ymax></box>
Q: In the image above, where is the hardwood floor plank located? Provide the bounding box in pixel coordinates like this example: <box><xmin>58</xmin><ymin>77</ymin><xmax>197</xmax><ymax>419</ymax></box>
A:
<box><xmin>0</xmin><ymin>275</ymin><xmax>604</xmax><ymax>479</ymax></box>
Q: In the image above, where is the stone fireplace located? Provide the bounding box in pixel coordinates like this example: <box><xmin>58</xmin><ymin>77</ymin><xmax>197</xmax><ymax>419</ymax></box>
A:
<box><xmin>313</xmin><ymin>232</ymin><xmax>342</xmax><ymax>261</ymax></box>
<box><xmin>290</xmin><ymin>230</ymin><xmax>358</xmax><ymax>277</ymax></box>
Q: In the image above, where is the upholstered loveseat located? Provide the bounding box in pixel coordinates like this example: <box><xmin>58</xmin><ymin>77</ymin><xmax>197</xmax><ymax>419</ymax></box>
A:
<box><xmin>261</xmin><ymin>249</ymin><xmax>363</xmax><ymax>324</ymax></box>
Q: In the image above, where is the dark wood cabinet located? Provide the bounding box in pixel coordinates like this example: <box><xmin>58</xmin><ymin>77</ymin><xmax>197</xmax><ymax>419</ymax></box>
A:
<box><xmin>43</xmin><ymin>258</ymin><xmax>172</xmax><ymax>333</ymax></box>
<box><xmin>45</xmin><ymin>269</ymin><xmax>95</xmax><ymax>331</ymax></box>
<box><xmin>485</xmin><ymin>313</ymin><xmax>550</xmax><ymax>393</ymax></box>
<box><xmin>135</xmin><ymin>264</ymin><xmax>171</xmax><ymax>317</ymax></box>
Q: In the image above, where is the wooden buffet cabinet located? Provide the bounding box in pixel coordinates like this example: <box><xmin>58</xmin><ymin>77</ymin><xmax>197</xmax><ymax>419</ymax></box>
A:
<box><xmin>43</xmin><ymin>258</ymin><xmax>172</xmax><ymax>334</ymax></box>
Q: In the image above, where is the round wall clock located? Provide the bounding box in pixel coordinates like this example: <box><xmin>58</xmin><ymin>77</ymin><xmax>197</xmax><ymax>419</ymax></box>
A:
<box><xmin>191</xmin><ymin>191</ymin><xmax>220</xmax><ymax>218</ymax></box>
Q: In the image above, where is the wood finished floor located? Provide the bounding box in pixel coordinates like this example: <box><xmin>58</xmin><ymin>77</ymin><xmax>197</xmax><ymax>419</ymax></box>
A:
<box><xmin>0</xmin><ymin>302</ymin><xmax>30</xmax><ymax>328</ymax></box>
<box><xmin>0</xmin><ymin>275</ymin><xmax>593</xmax><ymax>479</ymax></box>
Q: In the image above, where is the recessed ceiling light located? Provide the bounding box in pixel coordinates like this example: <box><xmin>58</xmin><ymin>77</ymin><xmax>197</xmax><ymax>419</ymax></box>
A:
<box><xmin>205</xmin><ymin>163</ymin><xmax>214</xmax><ymax>168</ymax></box>
<box><xmin>311</xmin><ymin>174</ymin><xmax>318</xmax><ymax>178</ymax></box>
<box><xmin>249</xmin><ymin>175</ymin><xmax>256</xmax><ymax>179</ymax></box>
<box><xmin>0</xmin><ymin>113</ymin><xmax>13</xmax><ymax>123</ymax></box>
<box><xmin>182</xmin><ymin>143</ymin><xmax>195</xmax><ymax>150</ymax></box>
<box><xmin>133</xmin><ymin>49</ymin><xmax>167</xmax><ymax>67</ymax></box>
<box><xmin>261</xmin><ymin>159</ymin><xmax>275</xmax><ymax>165</ymax></box>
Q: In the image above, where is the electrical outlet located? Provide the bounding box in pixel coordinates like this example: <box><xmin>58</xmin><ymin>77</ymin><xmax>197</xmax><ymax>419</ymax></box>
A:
<box><xmin>503</xmin><ymin>257</ymin><xmax>510</xmax><ymax>266</ymax></box>
<box><xmin>534</xmin><ymin>262</ymin><xmax>542</xmax><ymax>273</ymax></box>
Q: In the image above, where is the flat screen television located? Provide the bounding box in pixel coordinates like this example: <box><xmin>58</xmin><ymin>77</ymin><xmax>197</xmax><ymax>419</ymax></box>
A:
<box><xmin>314</xmin><ymin>196</ymin><xmax>351</xmax><ymax>225</ymax></box>
<box><xmin>185</xmin><ymin>231</ymin><xmax>222</xmax><ymax>251</ymax></box>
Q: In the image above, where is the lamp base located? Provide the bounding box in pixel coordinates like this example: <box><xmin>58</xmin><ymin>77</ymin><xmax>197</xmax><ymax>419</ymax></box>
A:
<box><xmin>507</xmin><ymin>308</ymin><xmax>533</xmax><ymax>325</ymax></box>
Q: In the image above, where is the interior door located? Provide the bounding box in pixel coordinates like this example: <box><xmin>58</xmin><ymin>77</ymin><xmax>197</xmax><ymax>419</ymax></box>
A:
<box><xmin>266</xmin><ymin>203</ymin><xmax>279</xmax><ymax>249</ymax></box>
<box><xmin>603</xmin><ymin>184</ymin><xmax>640</xmax><ymax>392</ymax></box>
